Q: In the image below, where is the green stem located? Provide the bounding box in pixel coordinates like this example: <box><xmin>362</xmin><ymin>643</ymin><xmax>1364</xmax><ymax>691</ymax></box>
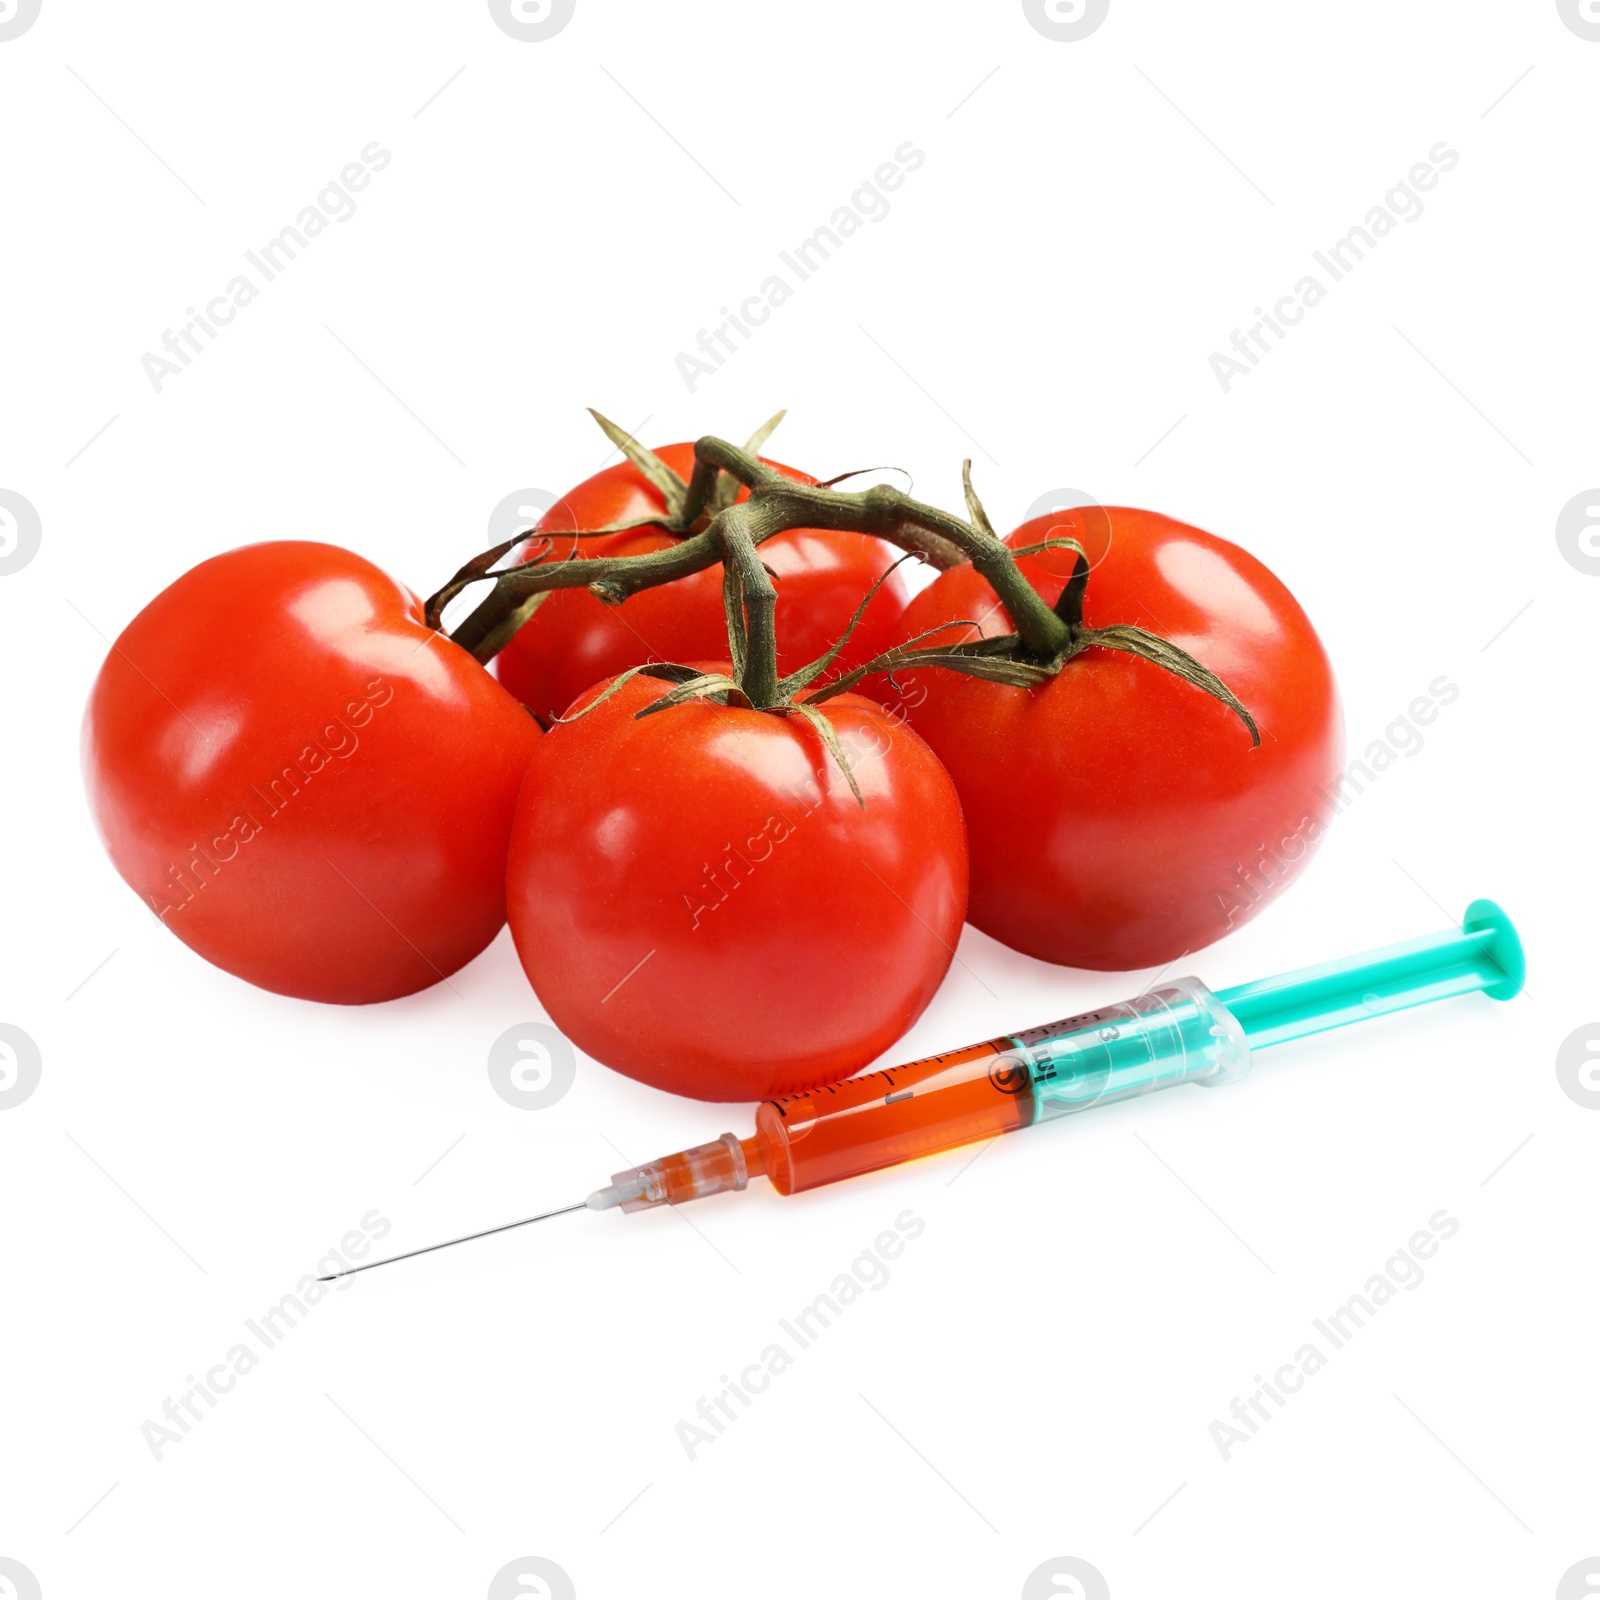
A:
<box><xmin>431</xmin><ymin>415</ymin><xmax>1260</xmax><ymax>754</ymax></box>
<box><xmin>688</xmin><ymin>437</ymin><xmax>1069</xmax><ymax>658</ymax></box>
<box><xmin>718</xmin><ymin>503</ymin><xmax>780</xmax><ymax>707</ymax></box>
<box><xmin>445</xmin><ymin>528</ymin><xmax>726</xmax><ymax>658</ymax></box>
<box><xmin>431</xmin><ymin>430</ymin><xmax>1068</xmax><ymax>662</ymax></box>
<box><xmin>678</xmin><ymin>448</ymin><xmax>742</xmax><ymax>528</ymax></box>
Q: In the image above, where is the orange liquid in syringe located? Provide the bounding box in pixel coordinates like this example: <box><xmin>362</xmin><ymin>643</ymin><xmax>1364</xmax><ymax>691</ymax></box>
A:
<box><xmin>750</xmin><ymin>1037</ymin><xmax>1035</xmax><ymax>1195</ymax></box>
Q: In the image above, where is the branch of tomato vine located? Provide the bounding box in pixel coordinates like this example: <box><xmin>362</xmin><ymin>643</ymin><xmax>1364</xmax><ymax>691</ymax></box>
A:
<box><xmin>679</xmin><ymin>436</ymin><xmax>1067</xmax><ymax>658</ymax></box>
<box><xmin>423</xmin><ymin>409</ymin><xmax>1259</xmax><ymax>748</ymax></box>
<box><xmin>429</xmin><ymin>419</ymin><xmax>1034</xmax><ymax>660</ymax></box>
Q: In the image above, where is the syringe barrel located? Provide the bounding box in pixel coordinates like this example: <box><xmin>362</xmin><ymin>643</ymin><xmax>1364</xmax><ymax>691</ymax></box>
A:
<box><xmin>1021</xmin><ymin>978</ymin><xmax>1250</xmax><ymax>1121</ymax></box>
<box><xmin>754</xmin><ymin>979</ymin><xmax>1249</xmax><ymax>1196</ymax></box>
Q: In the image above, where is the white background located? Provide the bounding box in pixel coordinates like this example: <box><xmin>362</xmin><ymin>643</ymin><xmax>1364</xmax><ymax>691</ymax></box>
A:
<box><xmin>2</xmin><ymin>2</ymin><xmax>1596</xmax><ymax>1597</ymax></box>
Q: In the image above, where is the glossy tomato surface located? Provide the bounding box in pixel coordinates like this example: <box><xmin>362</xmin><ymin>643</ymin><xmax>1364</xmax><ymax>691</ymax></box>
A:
<box><xmin>83</xmin><ymin>541</ymin><xmax>542</xmax><ymax>1003</ymax></box>
<box><xmin>868</xmin><ymin>508</ymin><xmax>1343</xmax><ymax>970</ymax></box>
<box><xmin>506</xmin><ymin>669</ymin><xmax>968</xmax><ymax>1101</ymax></box>
<box><xmin>494</xmin><ymin>443</ymin><xmax>913</xmax><ymax>723</ymax></box>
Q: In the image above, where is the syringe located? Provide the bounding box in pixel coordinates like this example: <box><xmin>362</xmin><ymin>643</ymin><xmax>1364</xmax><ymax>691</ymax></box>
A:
<box><xmin>323</xmin><ymin>900</ymin><xmax>1522</xmax><ymax>1280</ymax></box>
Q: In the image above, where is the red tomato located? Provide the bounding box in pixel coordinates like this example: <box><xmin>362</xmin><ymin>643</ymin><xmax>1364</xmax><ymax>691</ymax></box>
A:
<box><xmin>867</xmin><ymin>509</ymin><xmax>1343</xmax><ymax>970</ymax></box>
<box><xmin>505</xmin><ymin>668</ymin><xmax>968</xmax><ymax>1101</ymax></box>
<box><xmin>494</xmin><ymin>443</ymin><xmax>913</xmax><ymax>723</ymax></box>
<box><xmin>83</xmin><ymin>541</ymin><xmax>542</xmax><ymax>1004</ymax></box>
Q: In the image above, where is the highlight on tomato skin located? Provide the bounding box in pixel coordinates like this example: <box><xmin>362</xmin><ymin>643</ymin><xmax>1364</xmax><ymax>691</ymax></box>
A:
<box><xmin>865</xmin><ymin>506</ymin><xmax>1345</xmax><ymax>972</ymax></box>
<box><xmin>504</xmin><ymin>666</ymin><xmax>969</xmax><ymax>1103</ymax></box>
<box><xmin>81</xmin><ymin>540</ymin><xmax>543</xmax><ymax>1005</ymax></box>
<box><xmin>492</xmin><ymin>442</ymin><xmax>914</xmax><ymax>726</ymax></box>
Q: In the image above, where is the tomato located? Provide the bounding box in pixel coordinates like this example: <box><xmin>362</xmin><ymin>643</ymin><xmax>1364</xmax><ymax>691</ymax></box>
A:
<box><xmin>493</xmin><ymin>443</ymin><xmax>913</xmax><ymax>723</ymax></box>
<box><xmin>867</xmin><ymin>508</ymin><xmax>1343</xmax><ymax>970</ymax></box>
<box><xmin>505</xmin><ymin>668</ymin><xmax>968</xmax><ymax>1101</ymax></box>
<box><xmin>83</xmin><ymin>541</ymin><xmax>542</xmax><ymax>1004</ymax></box>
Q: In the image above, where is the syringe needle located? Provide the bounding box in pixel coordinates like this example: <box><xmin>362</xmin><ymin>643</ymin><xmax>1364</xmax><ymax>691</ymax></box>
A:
<box><xmin>317</xmin><ymin>1201</ymin><xmax>588</xmax><ymax>1282</ymax></box>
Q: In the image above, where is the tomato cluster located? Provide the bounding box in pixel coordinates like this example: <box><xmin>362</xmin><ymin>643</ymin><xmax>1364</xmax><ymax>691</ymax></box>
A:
<box><xmin>83</xmin><ymin>420</ymin><xmax>1342</xmax><ymax>1102</ymax></box>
